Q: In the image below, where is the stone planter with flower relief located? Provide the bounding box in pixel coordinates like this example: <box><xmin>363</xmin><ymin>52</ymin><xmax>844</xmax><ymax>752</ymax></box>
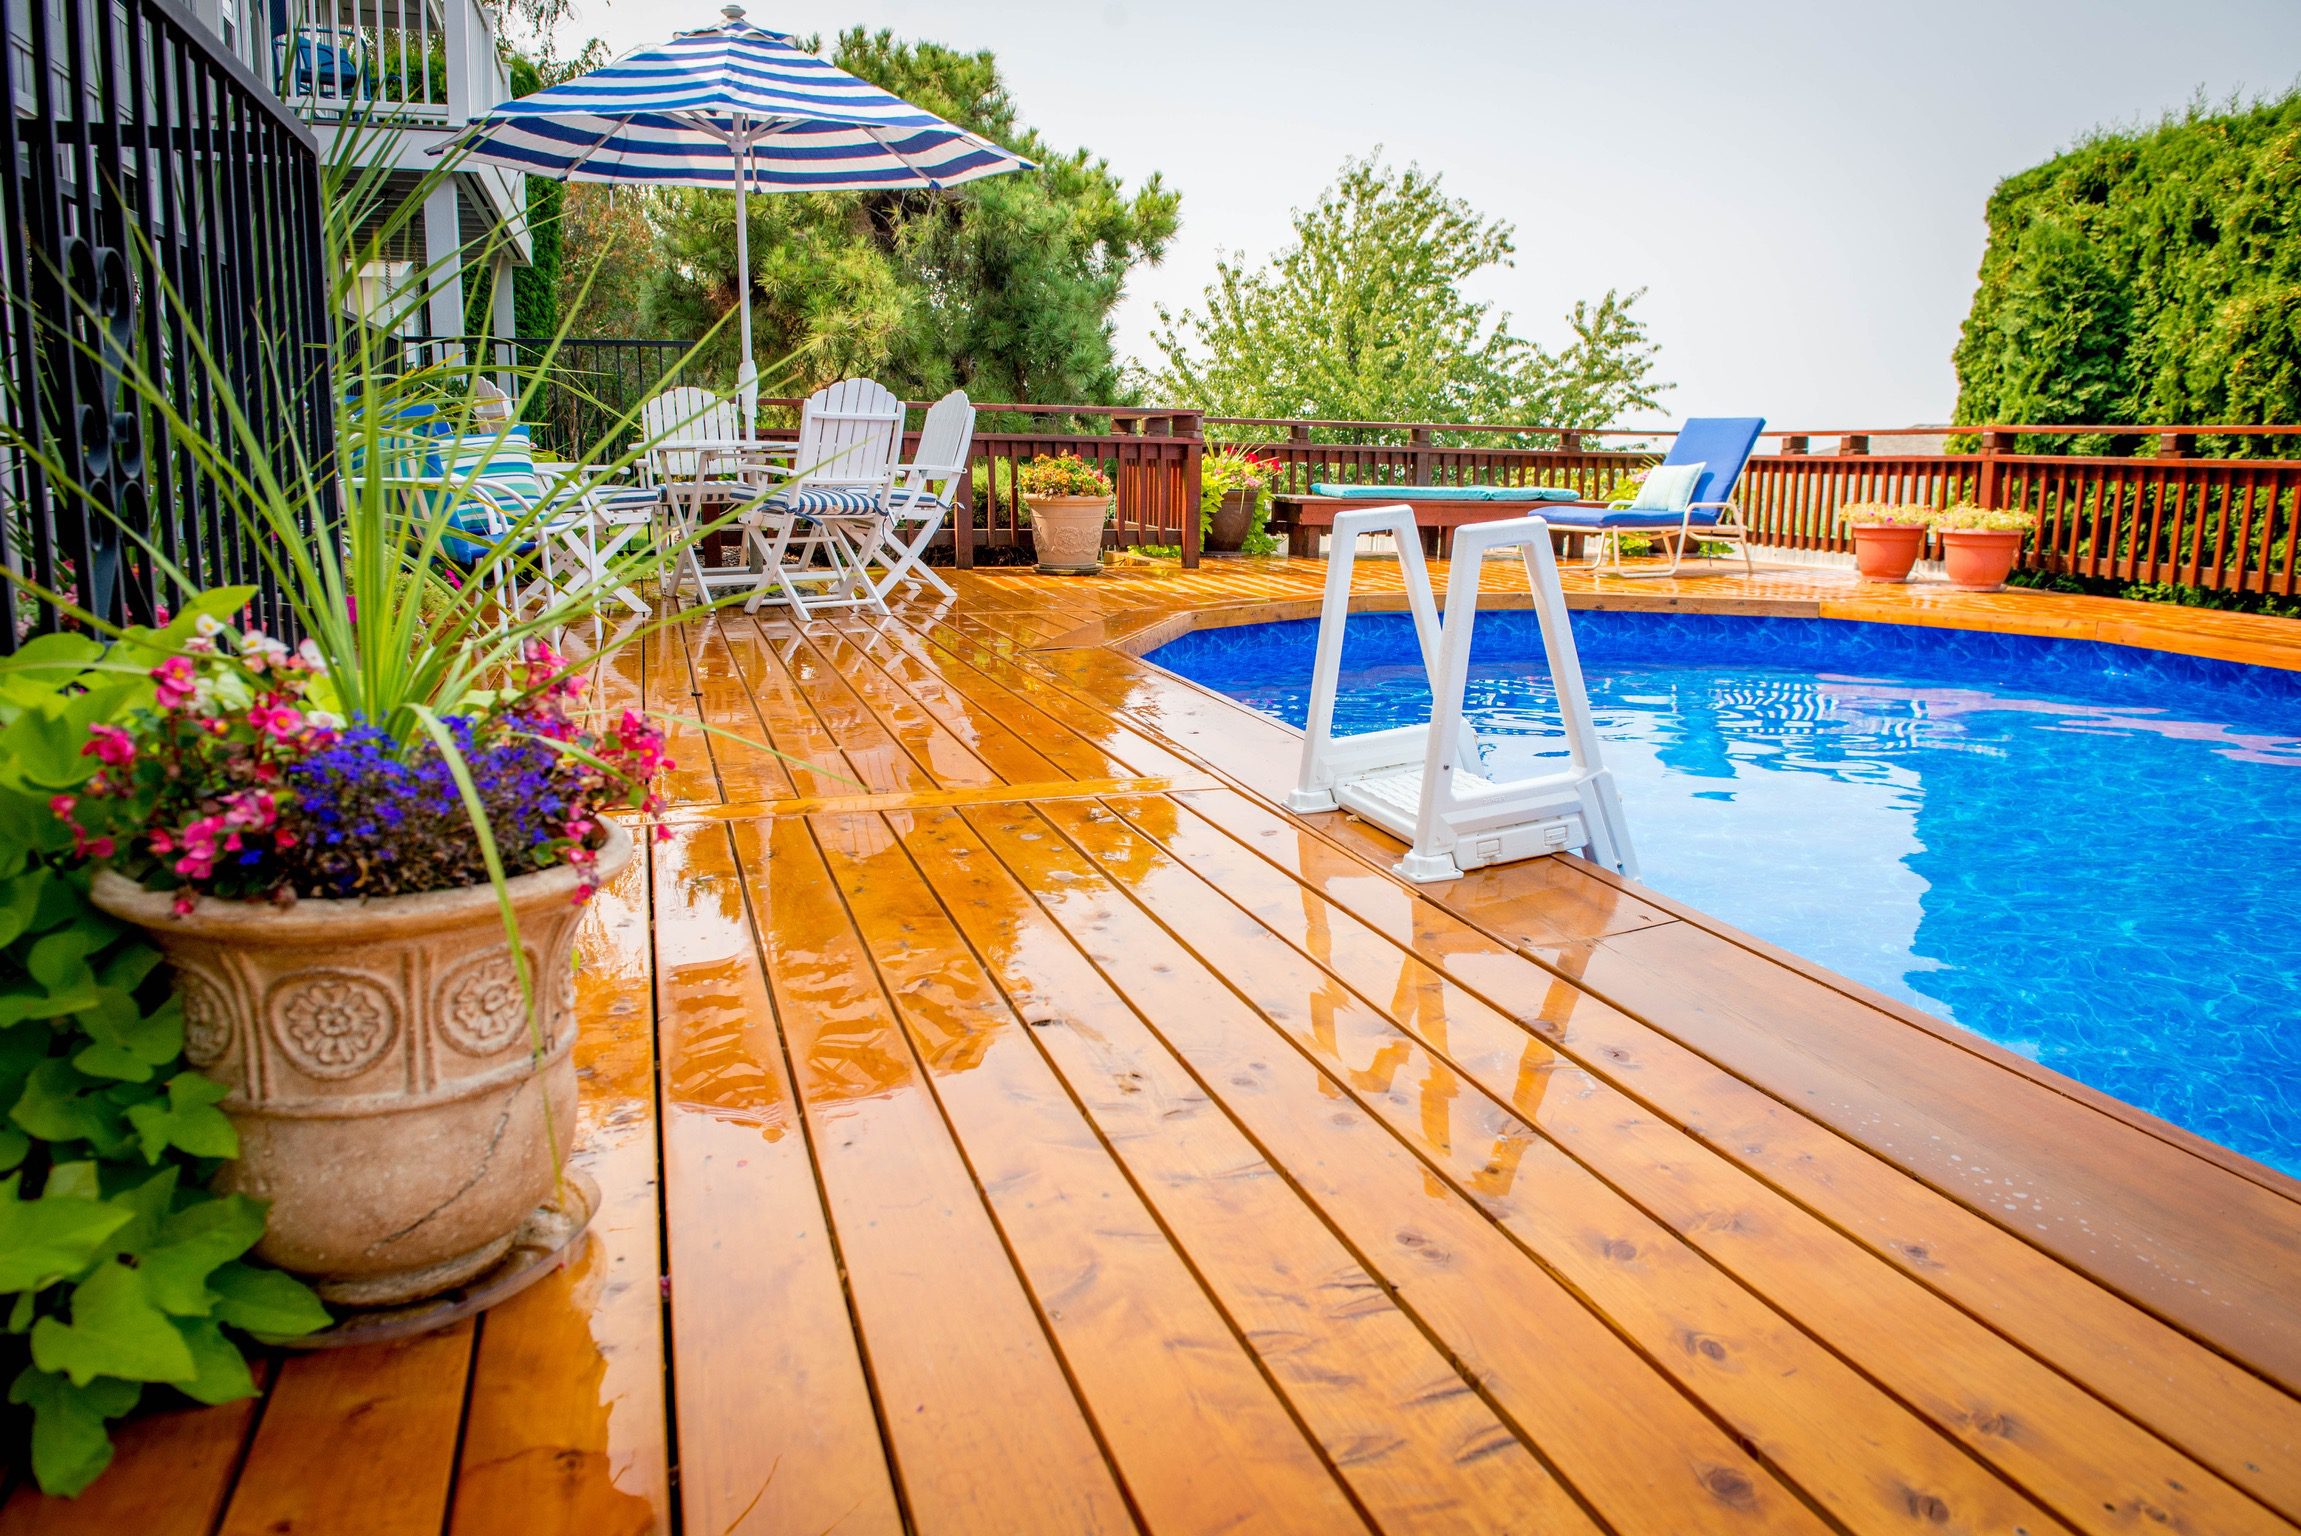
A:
<box><xmin>1017</xmin><ymin>452</ymin><xmax>1116</xmax><ymax>575</ymax></box>
<box><xmin>92</xmin><ymin>823</ymin><xmax>631</xmax><ymax>1307</ymax></box>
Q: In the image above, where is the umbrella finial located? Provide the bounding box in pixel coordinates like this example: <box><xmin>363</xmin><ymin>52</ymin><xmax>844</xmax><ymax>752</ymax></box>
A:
<box><xmin>721</xmin><ymin>3</ymin><xmax>744</xmax><ymax>19</ymax></box>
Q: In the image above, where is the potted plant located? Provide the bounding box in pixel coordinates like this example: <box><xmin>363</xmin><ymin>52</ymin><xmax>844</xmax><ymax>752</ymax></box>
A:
<box><xmin>1018</xmin><ymin>453</ymin><xmax>1115</xmax><ymax>574</ymax></box>
<box><xmin>66</xmin><ymin>623</ymin><xmax>665</xmax><ymax>1308</ymax></box>
<box><xmin>1842</xmin><ymin>503</ymin><xmax>1936</xmax><ymax>583</ymax></box>
<box><xmin>1200</xmin><ymin>449</ymin><xmax>1282</xmax><ymax>555</ymax></box>
<box><xmin>1934</xmin><ymin>504</ymin><xmax>2035</xmax><ymax>590</ymax></box>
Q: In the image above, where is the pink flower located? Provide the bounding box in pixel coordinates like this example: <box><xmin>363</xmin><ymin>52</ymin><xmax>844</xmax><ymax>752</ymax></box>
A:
<box><xmin>83</xmin><ymin>723</ymin><xmax>136</xmax><ymax>767</ymax></box>
<box><xmin>171</xmin><ymin>892</ymin><xmax>196</xmax><ymax>917</ymax></box>
<box><xmin>246</xmin><ymin>700</ymin><xmax>304</xmax><ymax>741</ymax></box>
<box><xmin>152</xmin><ymin>655</ymin><xmax>197</xmax><ymax>709</ymax></box>
<box><xmin>49</xmin><ymin>794</ymin><xmax>75</xmax><ymax>819</ymax></box>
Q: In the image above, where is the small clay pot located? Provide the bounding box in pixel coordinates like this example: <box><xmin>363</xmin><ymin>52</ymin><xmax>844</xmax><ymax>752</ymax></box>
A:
<box><xmin>1851</xmin><ymin>523</ymin><xmax>1927</xmax><ymax>583</ymax></box>
<box><xmin>1939</xmin><ymin>527</ymin><xmax>2025</xmax><ymax>591</ymax></box>
<box><xmin>92</xmin><ymin>824</ymin><xmax>631</xmax><ymax>1308</ymax></box>
<box><xmin>1027</xmin><ymin>495</ymin><xmax>1111</xmax><ymax>574</ymax></box>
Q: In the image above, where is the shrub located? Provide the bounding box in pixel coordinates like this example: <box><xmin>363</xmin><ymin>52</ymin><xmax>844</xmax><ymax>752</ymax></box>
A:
<box><xmin>58</xmin><ymin>625</ymin><xmax>668</xmax><ymax>912</ymax></box>
<box><xmin>1840</xmin><ymin>502</ymin><xmax>1938</xmax><ymax>529</ymax></box>
<box><xmin>0</xmin><ymin>602</ymin><xmax>330</xmax><ymax>1498</ymax></box>
<box><xmin>1951</xmin><ymin>90</ymin><xmax>2301</xmax><ymax>454</ymax></box>
<box><xmin>1935</xmin><ymin>504</ymin><xmax>2038</xmax><ymax>533</ymax></box>
<box><xmin>1199</xmin><ymin>448</ymin><xmax>1283</xmax><ymax>554</ymax></box>
<box><xmin>1016</xmin><ymin>453</ymin><xmax>1113</xmax><ymax>501</ymax></box>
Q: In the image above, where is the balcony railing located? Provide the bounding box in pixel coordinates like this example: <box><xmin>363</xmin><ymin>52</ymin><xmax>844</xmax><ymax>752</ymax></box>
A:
<box><xmin>272</xmin><ymin>0</ymin><xmax>509</xmax><ymax>128</ymax></box>
<box><xmin>1</xmin><ymin>0</ymin><xmax>336</xmax><ymax>648</ymax></box>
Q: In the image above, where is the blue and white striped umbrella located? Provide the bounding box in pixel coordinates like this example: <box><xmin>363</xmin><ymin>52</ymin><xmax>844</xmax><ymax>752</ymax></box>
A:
<box><xmin>443</xmin><ymin>4</ymin><xmax>1034</xmax><ymax>413</ymax></box>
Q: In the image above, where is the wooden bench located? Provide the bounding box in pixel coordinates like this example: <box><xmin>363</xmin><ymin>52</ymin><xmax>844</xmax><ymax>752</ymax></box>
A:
<box><xmin>1276</xmin><ymin>493</ymin><xmax>1599</xmax><ymax>559</ymax></box>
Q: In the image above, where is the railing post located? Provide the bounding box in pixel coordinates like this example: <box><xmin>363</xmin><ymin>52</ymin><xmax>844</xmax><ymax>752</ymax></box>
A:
<box><xmin>1780</xmin><ymin>435</ymin><xmax>1808</xmax><ymax>455</ymax></box>
<box><xmin>1410</xmin><ymin>425</ymin><xmax>1434</xmax><ymax>485</ymax></box>
<box><xmin>1838</xmin><ymin>434</ymin><xmax>1869</xmax><ymax>455</ymax></box>
<box><xmin>1977</xmin><ymin>429</ymin><xmax>2005</xmax><ymax>510</ymax></box>
<box><xmin>444</xmin><ymin>0</ymin><xmax>473</xmax><ymax>121</ymax></box>
<box><xmin>1165</xmin><ymin>410</ymin><xmax>1202</xmax><ymax>568</ymax></box>
<box><xmin>2160</xmin><ymin>431</ymin><xmax>2192</xmax><ymax>459</ymax></box>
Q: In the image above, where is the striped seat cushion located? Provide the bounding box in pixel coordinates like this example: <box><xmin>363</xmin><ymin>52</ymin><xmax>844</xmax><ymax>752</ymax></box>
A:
<box><xmin>758</xmin><ymin>485</ymin><xmax>949</xmax><ymax>519</ymax></box>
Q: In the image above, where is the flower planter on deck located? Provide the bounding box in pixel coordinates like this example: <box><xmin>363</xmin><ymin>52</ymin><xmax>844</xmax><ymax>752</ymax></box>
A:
<box><xmin>1850</xmin><ymin>523</ymin><xmax>1928</xmax><ymax>583</ymax></box>
<box><xmin>92</xmin><ymin>823</ymin><xmax>632</xmax><ymax>1308</ymax></box>
<box><xmin>1028</xmin><ymin>495</ymin><xmax>1112</xmax><ymax>574</ymax></box>
<box><xmin>1939</xmin><ymin>528</ymin><xmax>2025</xmax><ymax>591</ymax></box>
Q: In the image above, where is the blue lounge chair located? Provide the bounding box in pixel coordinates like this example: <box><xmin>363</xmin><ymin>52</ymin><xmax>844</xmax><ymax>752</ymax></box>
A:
<box><xmin>1543</xmin><ymin>416</ymin><xmax>1766</xmax><ymax>577</ymax></box>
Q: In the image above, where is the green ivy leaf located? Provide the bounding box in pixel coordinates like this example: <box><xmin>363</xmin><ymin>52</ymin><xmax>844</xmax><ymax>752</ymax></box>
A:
<box><xmin>26</xmin><ymin>925</ymin><xmax>102</xmax><ymax>993</ymax></box>
<box><xmin>124</xmin><ymin>1072</ymin><xmax>237</xmax><ymax>1163</ymax></box>
<box><xmin>8</xmin><ymin>1290</ymin><xmax>34</xmax><ymax>1333</ymax></box>
<box><xmin>43</xmin><ymin>1160</ymin><xmax>101</xmax><ymax>1202</ymax></box>
<box><xmin>10</xmin><ymin>1059</ymin><xmax>109</xmax><ymax>1145</ymax></box>
<box><xmin>96</xmin><ymin>1166</ymin><xmax>180</xmax><ymax>1260</ymax></box>
<box><xmin>171</xmin><ymin>1318</ymin><xmax>258</xmax><ymax>1406</ymax></box>
<box><xmin>0</xmin><ymin>1125</ymin><xmax>28</xmax><ymax>1173</ymax></box>
<box><xmin>208</xmin><ymin>1261</ymin><xmax>329</xmax><ymax>1339</ymax></box>
<box><xmin>0</xmin><ymin>869</ymin><xmax>49</xmax><ymax>950</ymax></box>
<box><xmin>29</xmin><ymin>1261</ymin><xmax>197</xmax><ymax>1387</ymax></box>
<box><xmin>0</xmin><ymin>1173</ymin><xmax>133</xmax><ymax>1292</ymax></box>
<box><xmin>72</xmin><ymin>992</ymin><xmax>182</xmax><ymax>1084</ymax></box>
<box><xmin>7</xmin><ymin>1366</ymin><xmax>141</xmax><ymax>1497</ymax></box>
<box><xmin>138</xmin><ymin>1195</ymin><xmax>265</xmax><ymax>1315</ymax></box>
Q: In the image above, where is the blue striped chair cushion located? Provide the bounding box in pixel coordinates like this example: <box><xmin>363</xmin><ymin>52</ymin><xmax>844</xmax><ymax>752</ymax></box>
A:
<box><xmin>758</xmin><ymin>485</ymin><xmax>892</xmax><ymax>518</ymax></box>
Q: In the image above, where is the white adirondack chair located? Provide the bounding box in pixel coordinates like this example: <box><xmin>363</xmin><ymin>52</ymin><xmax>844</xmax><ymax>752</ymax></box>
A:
<box><xmin>739</xmin><ymin>378</ymin><xmax>905</xmax><ymax>619</ymax></box>
<box><xmin>859</xmin><ymin>389</ymin><xmax>973</xmax><ymax>604</ymax></box>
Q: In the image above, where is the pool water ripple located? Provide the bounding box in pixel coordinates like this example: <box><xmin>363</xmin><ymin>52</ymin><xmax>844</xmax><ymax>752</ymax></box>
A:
<box><xmin>1149</xmin><ymin>611</ymin><xmax>2301</xmax><ymax>1177</ymax></box>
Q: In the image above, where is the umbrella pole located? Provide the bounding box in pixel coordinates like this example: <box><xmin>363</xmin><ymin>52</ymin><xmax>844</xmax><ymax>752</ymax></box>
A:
<box><xmin>733</xmin><ymin>128</ymin><xmax>758</xmax><ymax>432</ymax></box>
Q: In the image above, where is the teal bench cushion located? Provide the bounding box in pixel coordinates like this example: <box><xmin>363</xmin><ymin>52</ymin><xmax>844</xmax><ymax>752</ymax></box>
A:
<box><xmin>1308</xmin><ymin>482</ymin><xmax>1581</xmax><ymax>503</ymax></box>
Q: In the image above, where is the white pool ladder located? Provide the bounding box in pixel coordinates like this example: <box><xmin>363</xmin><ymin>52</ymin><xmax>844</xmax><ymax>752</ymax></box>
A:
<box><xmin>1285</xmin><ymin>506</ymin><xmax>1639</xmax><ymax>883</ymax></box>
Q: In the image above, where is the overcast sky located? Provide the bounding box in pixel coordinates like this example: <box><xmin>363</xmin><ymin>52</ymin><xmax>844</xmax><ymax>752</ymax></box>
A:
<box><xmin>567</xmin><ymin>0</ymin><xmax>2301</xmax><ymax>431</ymax></box>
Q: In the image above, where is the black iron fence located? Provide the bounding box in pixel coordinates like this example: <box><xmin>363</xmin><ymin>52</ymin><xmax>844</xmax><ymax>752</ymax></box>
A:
<box><xmin>1</xmin><ymin>0</ymin><xmax>336</xmax><ymax>649</ymax></box>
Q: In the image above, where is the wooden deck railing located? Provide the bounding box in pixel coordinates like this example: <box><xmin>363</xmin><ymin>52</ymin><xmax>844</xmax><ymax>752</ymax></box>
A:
<box><xmin>504</xmin><ymin>344</ymin><xmax>2301</xmax><ymax>591</ymax></box>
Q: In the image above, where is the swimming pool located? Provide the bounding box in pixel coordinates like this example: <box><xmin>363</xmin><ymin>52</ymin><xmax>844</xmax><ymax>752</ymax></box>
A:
<box><xmin>1146</xmin><ymin>610</ymin><xmax>2301</xmax><ymax>1177</ymax></box>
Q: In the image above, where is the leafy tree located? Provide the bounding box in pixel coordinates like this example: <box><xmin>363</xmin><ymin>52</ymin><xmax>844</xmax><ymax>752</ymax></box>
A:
<box><xmin>1953</xmin><ymin>90</ymin><xmax>2301</xmax><ymax>454</ymax></box>
<box><xmin>642</xmin><ymin>29</ymin><xmax>1178</xmax><ymax>402</ymax></box>
<box><xmin>554</xmin><ymin>184</ymin><xmax>658</xmax><ymax>339</ymax></box>
<box><xmin>1153</xmin><ymin>155</ymin><xmax>1666</xmax><ymax>433</ymax></box>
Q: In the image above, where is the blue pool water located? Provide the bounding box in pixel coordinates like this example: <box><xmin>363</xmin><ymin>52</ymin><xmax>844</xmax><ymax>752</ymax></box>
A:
<box><xmin>1147</xmin><ymin>611</ymin><xmax>2301</xmax><ymax>1176</ymax></box>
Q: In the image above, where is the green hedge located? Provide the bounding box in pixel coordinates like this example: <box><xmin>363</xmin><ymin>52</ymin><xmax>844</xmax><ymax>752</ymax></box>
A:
<box><xmin>1952</xmin><ymin>91</ymin><xmax>2301</xmax><ymax>455</ymax></box>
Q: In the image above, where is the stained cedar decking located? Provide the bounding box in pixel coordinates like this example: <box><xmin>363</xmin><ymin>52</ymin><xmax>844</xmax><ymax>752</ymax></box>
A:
<box><xmin>7</xmin><ymin>557</ymin><xmax>2301</xmax><ymax>1536</ymax></box>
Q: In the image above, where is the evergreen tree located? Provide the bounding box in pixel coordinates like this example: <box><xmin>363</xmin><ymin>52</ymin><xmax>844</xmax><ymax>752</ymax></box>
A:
<box><xmin>641</xmin><ymin>29</ymin><xmax>1177</xmax><ymax>403</ymax></box>
<box><xmin>1953</xmin><ymin>90</ymin><xmax>2301</xmax><ymax>453</ymax></box>
<box><xmin>1153</xmin><ymin>155</ymin><xmax>1666</xmax><ymax>433</ymax></box>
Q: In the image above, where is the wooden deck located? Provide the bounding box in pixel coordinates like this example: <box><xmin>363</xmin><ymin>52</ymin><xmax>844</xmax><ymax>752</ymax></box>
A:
<box><xmin>10</xmin><ymin>557</ymin><xmax>2301</xmax><ymax>1536</ymax></box>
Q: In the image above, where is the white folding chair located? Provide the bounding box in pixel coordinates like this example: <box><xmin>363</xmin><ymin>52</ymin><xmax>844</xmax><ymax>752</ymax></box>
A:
<box><xmin>858</xmin><ymin>389</ymin><xmax>973</xmax><ymax>604</ymax></box>
<box><xmin>739</xmin><ymin>379</ymin><xmax>904</xmax><ymax>619</ymax></box>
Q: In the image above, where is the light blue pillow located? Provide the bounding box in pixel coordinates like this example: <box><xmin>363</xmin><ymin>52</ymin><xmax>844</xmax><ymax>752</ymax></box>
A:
<box><xmin>1630</xmin><ymin>461</ymin><xmax>1705</xmax><ymax>513</ymax></box>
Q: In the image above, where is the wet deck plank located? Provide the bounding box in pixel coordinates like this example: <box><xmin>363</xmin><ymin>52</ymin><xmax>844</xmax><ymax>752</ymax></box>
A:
<box><xmin>8</xmin><ymin>557</ymin><xmax>2299</xmax><ymax>1536</ymax></box>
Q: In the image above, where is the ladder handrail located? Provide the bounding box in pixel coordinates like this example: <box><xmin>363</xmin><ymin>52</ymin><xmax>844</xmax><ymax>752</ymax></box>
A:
<box><xmin>1287</xmin><ymin>508</ymin><xmax>1638</xmax><ymax>882</ymax></box>
<box><xmin>1296</xmin><ymin>505</ymin><xmax>1453</xmax><ymax>793</ymax></box>
<box><xmin>1414</xmin><ymin>516</ymin><xmax>1628</xmax><ymax>869</ymax></box>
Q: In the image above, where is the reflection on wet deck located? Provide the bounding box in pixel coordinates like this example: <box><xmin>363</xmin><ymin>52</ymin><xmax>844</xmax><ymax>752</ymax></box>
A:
<box><xmin>9</xmin><ymin>557</ymin><xmax>2300</xmax><ymax>1536</ymax></box>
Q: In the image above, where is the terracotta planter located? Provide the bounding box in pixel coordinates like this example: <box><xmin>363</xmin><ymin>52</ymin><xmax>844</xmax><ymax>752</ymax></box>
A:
<box><xmin>1028</xmin><ymin>494</ymin><xmax>1111</xmax><ymax>574</ymax></box>
<box><xmin>91</xmin><ymin>824</ymin><xmax>631</xmax><ymax>1307</ymax></box>
<box><xmin>1850</xmin><ymin>523</ymin><xmax>1927</xmax><ymax>583</ymax></box>
<box><xmin>1204</xmin><ymin>486</ymin><xmax>1257</xmax><ymax>553</ymax></box>
<box><xmin>1939</xmin><ymin>528</ymin><xmax>2025</xmax><ymax>591</ymax></box>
